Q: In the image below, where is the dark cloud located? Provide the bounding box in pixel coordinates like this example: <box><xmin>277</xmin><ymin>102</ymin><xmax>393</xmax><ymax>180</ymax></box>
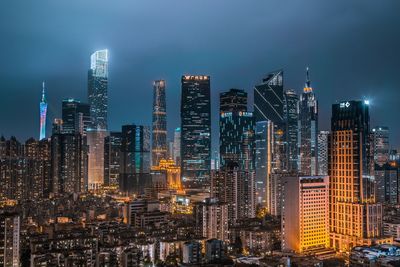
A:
<box><xmin>0</xmin><ymin>0</ymin><xmax>399</xmax><ymax>148</ymax></box>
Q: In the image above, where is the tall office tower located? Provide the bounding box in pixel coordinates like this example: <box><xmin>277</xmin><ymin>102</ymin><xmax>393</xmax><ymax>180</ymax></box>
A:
<box><xmin>254</xmin><ymin>70</ymin><xmax>284</xmax><ymax>124</ymax></box>
<box><xmin>120</xmin><ymin>124</ymin><xmax>151</xmax><ymax>194</ymax></box>
<box><xmin>255</xmin><ymin>120</ymin><xmax>274</xmax><ymax>207</ymax></box>
<box><xmin>39</xmin><ymin>82</ymin><xmax>48</xmax><ymax>140</ymax></box>
<box><xmin>317</xmin><ymin>131</ymin><xmax>329</xmax><ymax>176</ymax></box>
<box><xmin>173</xmin><ymin>127</ymin><xmax>181</xmax><ymax>166</ymax></box>
<box><xmin>193</xmin><ymin>198</ymin><xmax>229</xmax><ymax>242</ymax></box>
<box><xmin>62</xmin><ymin>99</ymin><xmax>91</xmax><ymax>134</ymax></box>
<box><xmin>181</xmin><ymin>75</ymin><xmax>211</xmax><ymax>185</ymax></box>
<box><xmin>88</xmin><ymin>49</ymin><xmax>108</xmax><ymax>131</ymax></box>
<box><xmin>329</xmin><ymin>100</ymin><xmax>385</xmax><ymax>251</ymax></box>
<box><xmin>375</xmin><ymin>162</ymin><xmax>399</xmax><ymax>204</ymax></box>
<box><xmin>298</xmin><ymin>68</ymin><xmax>318</xmax><ymax>176</ymax></box>
<box><xmin>372</xmin><ymin>126</ymin><xmax>390</xmax><ymax>167</ymax></box>
<box><xmin>219</xmin><ymin>89</ymin><xmax>255</xmax><ymax>169</ymax></box>
<box><xmin>211</xmin><ymin>162</ymin><xmax>255</xmax><ymax>224</ymax></box>
<box><xmin>284</xmin><ymin>90</ymin><xmax>299</xmax><ymax>171</ymax></box>
<box><xmin>87</xmin><ymin>131</ymin><xmax>107</xmax><ymax>189</ymax></box>
<box><xmin>104</xmin><ymin>132</ymin><xmax>122</xmax><ymax>187</ymax></box>
<box><xmin>281</xmin><ymin>175</ymin><xmax>329</xmax><ymax>253</ymax></box>
<box><xmin>51</xmin><ymin>132</ymin><xmax>86</xmax><ymax>194</ymax></box>
<box><xmin>0</xmin><ymin>212</ymin><xmax>20</xmax><ymax>267</ymax></box>
<box><xmin>151</xmin><ymin>80</ymin><xmax>168</xmax><ymax>167</ymax></box>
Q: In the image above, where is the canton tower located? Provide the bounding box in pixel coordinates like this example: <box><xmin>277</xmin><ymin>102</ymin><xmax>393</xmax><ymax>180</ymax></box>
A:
<box><xmin>39</xmin><ymin>81</ymin><xmax>48</xmax><ymax>140</ymax></box>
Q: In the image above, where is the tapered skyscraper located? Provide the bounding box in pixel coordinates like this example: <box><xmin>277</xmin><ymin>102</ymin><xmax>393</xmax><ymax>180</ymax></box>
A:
<box><xmin>88</xmin><ymin>49</ymin><xmax>108</xmax><ymax>131</ymax></box>
<box><xmin>298</xmin><ymin>68</ymin><xmax>318</xmax><ymax>175</ymax></box>
<box><xmin>152</xmin><ymin>80</ymin><xmax>167</xmax><ymax>167</ymax></box>
<box><xmin>39</xmin><ymin>82</ymin><xmax>47</xmax><ymax>140</ymax></box>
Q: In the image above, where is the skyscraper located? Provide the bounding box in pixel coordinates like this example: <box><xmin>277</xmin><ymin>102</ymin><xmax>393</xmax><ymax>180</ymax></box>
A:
<box><xmin>61</xmin><ymin>99</ymin><xmax>91</xmax><ymax>134</ymax></box>
<box><xmin>104</xmin><ymin>132</ymin><xmax>122</xmax><ymax>187</ymax></box>
<box><xmin>317</xmin><ymin>131</ymin><xmax>329</xmax><ymax>176</ymax></box>
<box><xmin>375</xmin><ymin>162</ymin><xmax>399</xmax><ymax>204</ymax></box>
<box><xmin>254</xmin><ymin>70</ymin><xmax>284</xmax><ymax>124</ymax></box>
<box><xmin>329</xmin><ymin>100</ymin><xmax>384</xmax><ymax>251</ymax></box>
<box><xmin>88</xmin><ymin>49</ymin><xmax>108</xmax><ymax>131</ymax></box>
<box><xmin>151</xmin><ymin>80</ymin><xmax>167</xmax><ymax>167</ymax></box>
<box><xmin>173</xmin><ymin>127</ymin><xmax>181</xmax><ymax>166</ymax></box>
<box><xmin>39</xmin><ymin>82</ymin><xmax>48</xmax><ymax>140</ymax></box>
<box><xmin>219</xmin><ymin>89</ymin><xmax>254</xmax><ymax>169</ymax></box>
<box><xmin>283</xmin><ymin>89</ymin><xmax>299</xmax><ymax>172</ymax></box>
<box><xmin>372</xmin><ymin>126</ymin><xmax>390</xmax><ymax>167</ymax></box>
<box><xmin>298</xmin><ymin>68</ymin><xmax>318</xmax><ymax>176</ymax></box>
<box><xmin>87</xmin><ymin>131</ymin><xmax>107</xmax><ymax>189</ymax></box>
<box><xmin>181</xmin><ymin>75</ymin><xmax>211</xmax><ymax>185</ymax></box>
<box><xmin>120</xmin><ymin>124</ymin><xmax>151</xmax><ymax>194</ymax></box>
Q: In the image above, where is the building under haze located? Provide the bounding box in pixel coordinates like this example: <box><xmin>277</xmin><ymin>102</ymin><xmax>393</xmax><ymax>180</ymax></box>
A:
<box><xmin>298</xmin><ymin>68</ymin><xmax>318</xmax><ymax>176</ymax></box>
<box><xmin>152</xmin><ymin>80</ymin><xmax>168</xmax><ymax>167</ymax></box>
<box><xmin>329</xmin><ymin>100</ymin><xmax>386</xmax><ymax>251</ymax></box>
<box><xmin>181</xmin><ymin>75</ymin><xmax>211</xmax><ymax>185</ymax></box>
<box><xmin>88</xmin><ymin>49</ymin><xmax>108</xmax><ymax>131</ymax></box>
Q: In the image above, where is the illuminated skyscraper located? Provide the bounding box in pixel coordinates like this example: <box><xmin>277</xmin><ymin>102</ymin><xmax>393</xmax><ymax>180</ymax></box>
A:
<box><xmin>329</xmin><ymin>100</ymin><xmax>385</xmax><ymax>251</ymax></box>
<box><xmin>298</xmin><ymin>68</ymin><xmax>318</xmax><ymax>176</ymax></box>
<box><xmin>317</xmin><ymin>131</ymin><xmax>329</xmax><ymax>176</ymax></box>
<box><xmin>181</xmin><ymin>75</ymin><xmax>211</xmax><ymax>185</ymax></box>
<box><xmin>219</xmin><ymin>89</ymin><xmax>254</xmax><ymax>169</ymax></box>
<box><xmin>39</xmin><ymin>82</ymin><xmax>48</xmax><ymax>140</ymax></box>
<box><xmin>62</xmin><ymin>99</ymin><xmax>91</xmax><ymax>134</ymax></box>
<box><xmin>372</xmin><ymin>126</ymin><xmax>390</xmax><ymax>167</ymax></box>
<box><xmin>284</xmin><ymin>89</ymin><xmax>299</xmax><ymax>171</ymax></box>
<box><xmin>282</xmin><ymin>175</ymin><xmax>329</xmax><ymax>253</ymax></box>
<box><xmin>173</xmin><ymin>128</ymin><xmax>181</xmax><ymax>166</ymax></box>
<box><xmin>152</xmin><ymin>80</ymin><xmax>167</xmax><ymax>167</ymax></box>
<box><xmin>88</xmin><ymin>49</ymin><xmax>108</xmax><ymax>131</ymax></box>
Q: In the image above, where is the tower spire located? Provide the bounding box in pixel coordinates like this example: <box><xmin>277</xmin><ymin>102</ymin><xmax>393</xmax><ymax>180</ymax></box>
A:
<box><xmin>304</xmin><ymin>67</ymin><xmax>312</xmax><ymax>93</ymax></box>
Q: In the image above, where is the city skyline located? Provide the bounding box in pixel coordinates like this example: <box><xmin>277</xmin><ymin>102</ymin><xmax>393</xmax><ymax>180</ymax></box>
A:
<box><xmin>0</xmin><ymin>1</ymin><xmax>399</xmax><ymax>149</ymax></box>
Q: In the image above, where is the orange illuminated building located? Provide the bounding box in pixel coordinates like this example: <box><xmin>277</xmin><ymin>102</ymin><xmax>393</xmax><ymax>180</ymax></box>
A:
<box><xmin>152</xmin><ymin>159</ymin><xmax>182</xmax><ymax>190</ymax></box>
<box><xmin>328</xmin><ymin>101</ymin><xmax>390</xmax><ymax>252</ymax></box>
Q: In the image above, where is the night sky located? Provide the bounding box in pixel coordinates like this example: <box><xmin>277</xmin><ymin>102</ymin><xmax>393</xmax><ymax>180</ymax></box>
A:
<box><xmin>0</xmin><ymin>1</ymin><xmax>399</xmax><ymax>149</ymax></box>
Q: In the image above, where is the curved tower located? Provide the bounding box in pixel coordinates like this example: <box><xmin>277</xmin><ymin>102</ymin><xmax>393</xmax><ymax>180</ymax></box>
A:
<box><xmin>151</xmin><ymin>80</ymin><xmax>167</xmax><ymax>167</ymax></box>
<box><xmin>39</xmin><ymin>82</ymin><xmax>48</xmax><ymax>140</ymax></box>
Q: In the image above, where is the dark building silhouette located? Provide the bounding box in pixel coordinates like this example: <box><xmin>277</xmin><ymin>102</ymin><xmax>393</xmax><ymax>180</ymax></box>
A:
<box><xmin>61</xmin><ymin>99</ymin><xmax>91</xmax><ymax>134</ymax></box>
<box><xmin>181</xmin><ymin>75</ymin><xmax>211</xmax><ymax>186</ymax></box>
<box><xmin>104</xmin><ymin>132</ymin><xmax>122</xmax><ymax>187</ymax></box>
<box><xmin>120</xmin><ymin>124</ymin><xmax>151</xmax><ymax>194</ymax></box>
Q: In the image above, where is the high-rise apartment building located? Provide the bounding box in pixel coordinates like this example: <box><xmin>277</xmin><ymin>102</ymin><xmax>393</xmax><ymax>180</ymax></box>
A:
<box><xmin>298</xmin><ymin>68</ymin><xmax>318</xmax><ymax>176</ymax></box>
<box><xmin>284</xmin><ymin>90</ymin><xmax>299</xmax><ymax>172</ymax></box>
<box><xmin>193</xmin><ymin>198</ymin><xmax>229</xmax><ymax>242</ymax></box>
<box><xmin>152</xmin><ymin>80</ymin><xmax>167</xmax><ymax>167</ymax></box>
<box><xmin>120</xmin><ymin>124</ymin><xmax>151</xmax><ymax>194</ymax></box>
<box><xmin>88</xmin><ymin>49</ymin><xmax>108</xmax><ymax>131</ymax></box>
<box><xmin>39</xmin><ymin>82</ymin><xmax>48</xmax><ymax>140</ymax></box>
<box><xmin>375</xmin><ymin>162</ymin><xmax>399</xmax><ymax>204</ymax></box>
<box><xmin>317</xmin><ymin>131</ymin><xmax>329</xmax><ymax>176</ymax></box>
<box><xmin>104</xmin><ymin>132</ymin><xmax>122</xmax><ymax>187</ymax></box>
<box><xmin>329</xmin><ymin>100</ymin><xmax>385</xmax><ymax>251</ymax></box>
<box><xmin>181</xmin><ymin>75</ymin><xmax>211</xmax><ymax>185</ymax></box>
<box><xmin>282</xmin><ymin>175</ymin><xmax>329</xmax><ymax>253</ymax></box>
<box><xmin>372</xmin><ymin>126</ymin><xmax>390</xmax><ymax>167</ymax></box>
<box><xmin>0</xmin><ymin>212</ymin><xmax>20</xmax><ymax>267</ymax></box>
